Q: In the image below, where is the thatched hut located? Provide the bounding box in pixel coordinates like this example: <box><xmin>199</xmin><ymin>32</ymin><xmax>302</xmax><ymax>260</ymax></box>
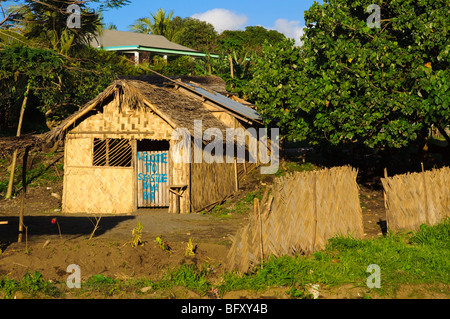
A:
<box><xmin>46</xmin><ymin>75</ymin><xmax>264</xmax><ymax>214</ymax></box>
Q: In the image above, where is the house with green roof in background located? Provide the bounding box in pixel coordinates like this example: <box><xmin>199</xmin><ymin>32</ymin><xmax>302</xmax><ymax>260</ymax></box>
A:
<box><xmin>90</xmin><ymin>29</ymin><xmax>219</xmax><ymax>64</ymax></box>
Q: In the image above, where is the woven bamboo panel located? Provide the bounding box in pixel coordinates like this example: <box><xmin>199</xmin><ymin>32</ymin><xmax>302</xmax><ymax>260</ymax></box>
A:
<box><xmin>227</xmin><ymin>166</ymin><xmax>364</xmax><ymax>273</ymax></box>
<box><xmin>65</xmin><ymin>137</ymin><xmax>92</xmax><ymax>167</ymax></box>
<box><xmin>381</xmin><ymin>166</ymin><xmax>450</xmax><ymax>232</ymax></box>
<box><xmin>63</xmin><ymin>167</ymin><xmax>134</xmax><ymax>214</ymax></box>
<box><xmin>71</xmin><ymin>101</ymin><xmax>173</xmax><ymax>140</ymax></box>
<box><xmin>167</xmin><ymin>139</ymin><xmax>190</xmax><ymax>214</ymax></box>
<box><xmin>236</xmin><ymin>162</ymin><xmax>257</xmax><ymax>181</ymax></box>
<box><xmin>190</xmin><ymin>160</ymin><xmax>235</xmax><ymax>212</ymax></box>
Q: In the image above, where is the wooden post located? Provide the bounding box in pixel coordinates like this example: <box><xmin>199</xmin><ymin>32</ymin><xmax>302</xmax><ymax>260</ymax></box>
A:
<box><xmin>6</xmin><ymin>82</ymin><xmax>30</xmax><ymax>199</ymax></box>
<box><xmin>188</xmin><ymin>160</ymin><xmax>192</xmax><ymax>213</ymax></box>
<box><xmin>6</xmin><ymin>149</ymin><xmax>18</xmax><ymax>199</ymax></box>
<box><xmin>255</xmin><ymin>197</ymin><xmax>264</xmax><ymax>268</ymax></box>
<box><xmin>312</xmin><ymin>172</ymin><xmax>318</xmax><ymax>252</ymax></box>
<box><xmin>234</xmin><ymin>158</ymin><xmax>239</xmax><ymax>192</ymax></box>
<box><xmin>383</xmin><ymin>168</ymin><xmax>390</xmax><ymax>231</ymax></box>
<box><xmin>421</xmin><ymin>162</ymin><xmax>430</xmax><ymax>224</ymax></box>
<box><xmin>105</xmin><ymin>139</ymin><xmax>109</xmax><ymax>166</ymax></box>
<box><xmin>229</xmin><ymin>55</ymin><xmax>234</xmax><ymax>79</ymax></box>
<box><xmin>383</xmin><ymin>168</ymin><xmax>388</xmax><ymax>209</ymax></box>
<box><xmin>175</xmin><ymin>195</ymin><xmax>180</xmax><ymax>214</ymax></box>
<box><xmin>18</xmin><ymin>147</ymin><xmax>29</xmax><ymax>243</ymax></box>
<box><xmin>132</xmin><ymin>139</ymin><xmax>138</xmax><ymax>212</ymax></box>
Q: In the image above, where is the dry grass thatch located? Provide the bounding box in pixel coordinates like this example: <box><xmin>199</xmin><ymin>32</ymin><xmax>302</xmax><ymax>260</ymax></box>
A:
<box><xmin>227</xmin><ymin>166</ymin><xmax>364</xmax><ymax>273</ymax></box>
<box><xmin>381</xmin><ymin>166</ymin><xmax>450</xmax><ymax>231</ymax></box>
<box><xmin>45</xmin><ymin>76</ymin><xmax>234</xmax><ymax>143</ymax></box>
<box><xmin>0</xmin><ymin>134</ymin><xmax>46</xmax><ymax>156</ymax></box>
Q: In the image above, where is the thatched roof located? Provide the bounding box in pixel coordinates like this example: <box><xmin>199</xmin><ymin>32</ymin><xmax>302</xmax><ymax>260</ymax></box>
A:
<box><xmin>45</xmin><ymin>75</ymin><xmax>257</xmax><ymax>143</ymax></box>
<box><xmin>119</xmin><ymin>74</ymin><xmax>230</xmax><ymax>95</ymax></box>
<box><xmin>0</xmin><ymin>134</ymin><xmax>45</xmax><ymax>156</ymax></box>
<box><xmin>121</xmin><ymin>74</ymin><xmax>260</xmax><ymax>121</ymax></box>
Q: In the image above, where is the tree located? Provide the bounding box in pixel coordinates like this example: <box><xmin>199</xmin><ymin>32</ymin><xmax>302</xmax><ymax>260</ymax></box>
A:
<box><xmin>130</xmin><ymin>8</ymin><xmax>176</xmax><ymax>40</ymax></box>
<box><xmin>129</xmin><ymin>16</ymin><xmax>153</xmax><ymax>34</ymax></box>
<box><xmin>150</xmin><ymin>8</ymin><xmax>174</xmax><ymax>37</ymax></box>
<box><xmin>2</xmin><ymin>0</ymin><xmax>130</xmax><ymax>52</ymax></box>
<box><xmin>174</xmin><ymin>17</ymin><xmax>218</xmax><ymax>52</ymax></box>
<box><xmin>9</xmin><ymin>0</ymin><xmax>100</xmax><ymax>49</ymax></box>
<box><xmin>218</xmin><ymin>26</ymin><xmax>287</xmax><ymax>55</ymax></box>
<box><xmin>166</xmin><ymin>15</ymin><xmax>184</xmax><ymax>43</ymax></box>
<box><xmin>247</xmin><ymin>0</ymin><xmax>449</xmax><ymax>150</ymax></box>
<box><xmin>245</xmin><ymin>39</ymin><xmax>304</xmax><ymax>139</ymax></box>
<box><xmin>0</xmin><ymin>0</ymin><xmax>136</xmax><ymax>124</ymax></box>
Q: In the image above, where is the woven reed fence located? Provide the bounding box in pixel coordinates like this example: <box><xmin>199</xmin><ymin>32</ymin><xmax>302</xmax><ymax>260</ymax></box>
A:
<box><xmin>191</xmin><ymin>160</ymin><xmax>236</xmax><ymax>212</ymax></box>
<box><xmin>227</xmin><ymin>166</ymin><xmax>364</xmax><ymax>273</ymax></box>
<box><xmin>381</xmin><ymin>166</ymin><xmax>450</xmax><ymax>232</ymax></box>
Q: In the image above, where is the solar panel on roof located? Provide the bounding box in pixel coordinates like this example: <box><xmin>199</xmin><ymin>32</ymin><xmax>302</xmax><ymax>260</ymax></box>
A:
<box><xmin>186</xmin><ymin>83</ymin><xmax>262</xmax><ymax>121</ymax></box>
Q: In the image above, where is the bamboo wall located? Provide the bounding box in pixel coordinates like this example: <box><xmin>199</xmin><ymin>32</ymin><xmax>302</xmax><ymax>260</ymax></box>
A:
<box><xmin>63</xmin><ymin>166</ymin><xmax>134</xmax><ymax>214</ymax></box>
<box><xmin>236</xmin><ymin>162</ymin><xmax>258</xmax><ymax>181</ymax></box>
<box><xmin>381</xmin><ymin>166</ymin><xmax>450</xmax><ymax>232</ymax></box>
<box><xmin>69</xmin><ymin>99</ymin><xmax>173</xmax><ymax>140</ymax></box>
<box><xmin>227</xmin><ymin>166</ymin><xmax>364</xmax><ymax>273</ymax></box>
<box><xmin>168</xmin><ymin>138</ymin><xmax>190</xmax><ymax>214</ymax></box>
<box><xmin>62</xmin><ymin>98</ymin><xmax>259</xmax><ymax>214</ymax></box>
<box><xmin>190</xmin><ymin>142</ymin><xmax>236</xmax><ymax>212</ymax></box>
<box><xmin>63</xmin><ymin>99</ymin><xmax>174</xmax><ymax>214</ymax></box>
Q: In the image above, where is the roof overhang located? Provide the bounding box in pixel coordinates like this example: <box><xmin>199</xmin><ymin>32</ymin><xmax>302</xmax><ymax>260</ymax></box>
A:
<box><xmin>101</xmin><ymin>45</ymin><xmax>220</xmax><ymax>59</ymax></box>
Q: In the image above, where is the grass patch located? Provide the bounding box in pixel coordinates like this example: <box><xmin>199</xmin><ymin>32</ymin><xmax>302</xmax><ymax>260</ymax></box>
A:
<box><xmin>207</xmin><ymin>189</ymin><xmax>264</xmax><ymax>216</ymax></box>
<box><xmin>275</xmin><ymin>161</ymin><xmax>318</xmax><ymax>177</ymax></box>
<box><xmin>217</xmin><ymin>219</ymin><xmax>450</xmax><ymax>297</ymax></box>
<box><xmin>0</xmin><ymin>271</ymin><xmax>61</xmax><ymax>299</ymax></box>
<box><xmin>0</xmin><ymin>153</ymin><xmax>63</xmax><ymax>197</ymax></box>
<box><xmin>75</xmin><ymin>264</ymin><xmax>213</xmax><ymax>298</ymax></box>
<box><xmin>19</xmin><ymin>162</ymin><xmax>64</xmax><ymax>189</ymax></box>
<box><xmin>157</xmin><ymin>264</ymin><xmax>212</xmax><ymax>295</ymax></box>
<box><xmin>1</xmin><ymin>220</ymin><xmax>448</xmax><ymax>299</ymax></box>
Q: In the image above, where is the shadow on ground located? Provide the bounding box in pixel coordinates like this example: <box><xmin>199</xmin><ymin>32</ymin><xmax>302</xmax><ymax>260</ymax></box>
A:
<box><xmin>0</xmin><ymin>215</ymin><xmax>136</xmax><ymax>244</ymax></box>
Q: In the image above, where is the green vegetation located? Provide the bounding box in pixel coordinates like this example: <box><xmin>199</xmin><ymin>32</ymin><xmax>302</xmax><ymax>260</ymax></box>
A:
<box><xmin>3</xmin><ymin>1</ymin><xmax>446</xmax><ymax>159</ymax></box>
<box><xmin>246</xmin><ymin>0</ymin><xmax>449</xmax><ymax>149</ymax></box>
<box><xmin>155</xmin><ymin>236</ymin><xmax>171</xmax><ymax>253</ymax></box>
<box><xmin>123</xmin><ymin>221</ymin><xmax>144</xmax><ymax>248</ymax></box>
<box><xmin>206</xmin><ymin>189</ymin><xmax>264</xmax><ymax>217</ymax></box>
<box><xmin>0</xmin><ymin>1</ymin><xmax>143</xmax><ymax>133</ymax></box>
<box><xmin>221</xmin><ymin>219</ymin><xmax>450</xmax><ymax>298</ymax></box>
<box><xmin>275</xmin><ymin>161</ymin><xmax>319</xmax><ymax>177</ymax></box>
<box><xmin>2</xmin><ymin>219</ymin><xmax>448</xmax><ymax>299</ymax></box>
<box><xmin>0</xmin><ymin>152</ymin><xmax>63</xmax><ymax>197</ymax></box>
<box><xmin>0</xmin><ymin>271</ymin><xmax>61</xmax><ymax>299</ymax></box>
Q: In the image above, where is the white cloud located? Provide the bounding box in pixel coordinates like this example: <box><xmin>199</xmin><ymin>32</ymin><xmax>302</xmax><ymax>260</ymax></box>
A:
<box><xmin>273</xmin><ymin>19</ymin><xmax>305</xmax><ymax>46</ymax></box>
<box><xmin>191</xmin><ymin>8</ymin><xmax>248</xmax><ymax>34</ymax></box>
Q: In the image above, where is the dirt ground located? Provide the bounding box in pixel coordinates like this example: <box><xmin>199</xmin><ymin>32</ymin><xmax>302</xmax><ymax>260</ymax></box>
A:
<box><xmin>0</xmin><ymin>153</ymin><xmax>396</xmax><ymax>299</ymax></box>
<box><xmin>0</xmin><ymin>206</ymin><xmax>248</xmax><ymax>281</ymax></box>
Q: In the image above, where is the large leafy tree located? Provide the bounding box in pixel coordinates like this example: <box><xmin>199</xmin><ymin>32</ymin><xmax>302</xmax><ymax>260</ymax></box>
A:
<box><xmin>0</xmin><ymin>0</ymin><xmax>138</xmax><ymax>132</ymax></box>
<box><xmin>248</xmin><ymin>0</ymin><xmax>449</xmax><ymax>149</ymax></box>
<box><xmin>218</xmin><ymin>26</ymin><xmax>287</xmax><ymax>55</ymax></box>
<box><xmin>130</xmin><ymin>8</ymin><xmax>177</xmax><ymax>40</ymax></box>
<box><xmin>174</xmin><ymin>17</ymin><xmax>218</xmax><ymax>52</ymax></box>
<box><xmin>3</xmin><ymin>0</ymin><xmax>130</xmax><ymax>49</ymax></box>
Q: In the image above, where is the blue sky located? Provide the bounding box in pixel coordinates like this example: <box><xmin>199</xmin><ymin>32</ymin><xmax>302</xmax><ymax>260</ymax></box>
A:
<box><xmin>2</xmin><ymin>0</ymin><xmax>320</xmax><ymax>44</ymax></box>
<box><xmin>101</xmin><ymin>0</ymin><xmax>320</xmax><ymax>44</ymax></box>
